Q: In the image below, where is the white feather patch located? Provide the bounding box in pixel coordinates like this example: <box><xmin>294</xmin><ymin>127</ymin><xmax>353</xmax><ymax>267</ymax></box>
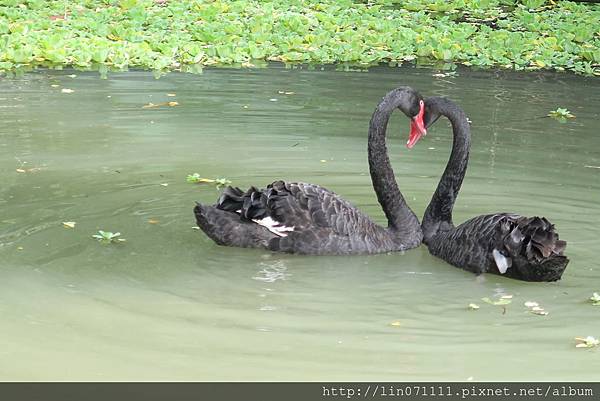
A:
<box><xmin>493</xmin><ymin>249</ymin><xmax>511</xmax><ymax>274</ymax></box>
<box><xmin>252</xmin><ymin>216</ymin><xmax>295</xmax><ymax>237</ymax></box>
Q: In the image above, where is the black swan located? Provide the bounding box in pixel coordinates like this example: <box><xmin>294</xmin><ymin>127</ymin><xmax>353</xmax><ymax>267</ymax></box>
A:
<box><xmin>408</xmin><ymin>96</ymin><xmax>568</xmax><ymax>281</ymax></box>
<box><xmin>194</xmin><ymin>87</ymin><xmax>426</xmax><ymax>255</ymax></box>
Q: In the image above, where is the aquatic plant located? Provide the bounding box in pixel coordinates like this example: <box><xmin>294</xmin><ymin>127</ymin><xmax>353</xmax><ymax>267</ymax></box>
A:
<box><xmin>0</xmin><ymin>0</ymin><xmax>598</xmax><ymax>76</ymax></box>
<box><xmin>187</xmin><ymin>174</ymin><xmax>231</xmax><ymax>189</ymax></box>
<box><xmin>548</xmin><ymin>108</ymin><xmax>575</xmax><ymax>122</ymax></box>
<box><xmin>92</xmin><ymin>230</ymin><xmax>126</xmax><ymax>243</ymax></box>
<box><xmin>575</xmin><ymin>336</ymin><xmax>599</xmax><ymax>348</ymax></box>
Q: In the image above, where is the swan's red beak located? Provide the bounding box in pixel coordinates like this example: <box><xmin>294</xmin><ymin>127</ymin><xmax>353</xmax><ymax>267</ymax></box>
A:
<box><xmin>407</xmin><ymin>100</ymin><xmax>426</xmax><ymax>149</ymax></box>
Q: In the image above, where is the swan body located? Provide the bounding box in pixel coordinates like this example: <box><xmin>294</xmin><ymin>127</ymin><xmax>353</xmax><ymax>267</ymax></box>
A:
<box><xmin>425</xmin><ymin>213</ymin><xmax>567</xmax><ymax>282</ymax></box>
<box><xmin>194</xmin><ymin>87</ymin><xmax>426</xmax><ymax>255</ymax></box>
<box><xmin>196</xmin><ymin>181</ymin><xmax>417</xmax><ymax>254</ymax></box>
<box><xmin>413</xmin><ymin>96</ymin><xmax>568</xmax><ymax>281</ymax></box>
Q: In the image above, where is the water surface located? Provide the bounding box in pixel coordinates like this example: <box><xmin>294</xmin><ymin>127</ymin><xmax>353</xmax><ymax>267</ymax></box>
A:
<box><xmin>1</xmin><ymin>66</ymin><xmax>599</xmax><ymax>380</ymax></box>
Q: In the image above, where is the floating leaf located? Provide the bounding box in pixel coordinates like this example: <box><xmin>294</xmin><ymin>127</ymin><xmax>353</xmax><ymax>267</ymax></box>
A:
<box><xmin>148</xmin><ymin>219</ymin><xmax>159</xmax><ymax>224</ymax></box>
<box><xmin>167</xmin><ymin>93</ymin><xmax>176</xmax><ymax>97</ymax></box>
<box><xmin>16</xmin><ymin>167</ymin><xmax>42</xmax><ymax>173</ymax></box>
<box><xmin>187</xmin><ymin>174</ymin><xmax>231</xmax><ymax>189</ymax></box>
<box><xmin>61</xmin><ymin>88</ymin><xmax>74</xmax><ymax>94</ymax></box>
<box><xmin>143</xmin><ymin>101</ymin><xmax>179</xmax><ymax>109</ymax></box>
<box><xmin>92</xmin><ymin>230</ymin><xmax>126</xmax><ymax>244</ymax></box>
<box><xmin>62</xmin><ymin>221</ymin><xmax>76</xmax><ymax>229</ymax></box>
<box><xmin>482</xmin><ymin>297</ymin><xmax>512</xmax><ymax>306</ymax></box>
<box><xmin>548</xmin><ymin>108</ymin><xmax>575</xmax><ymax>122</ymax></box>
<box><xmin>389</xmin><ymin>320</ymin><xmax>402</xmax><ymax>327</ymax></box>
<box><xmin>159</xmin><ymin>183</ymin><xmax>169</xmax><ymax>187</ymax></box>
<box><xmin>524</xmin><ymin>301</ymin><xmax>548</xmax><ymax>316</ymax></box>
<box><xmin>590</xmin><ymin>292</ymin><xmax>600</xmax><ymax>306</ymax></box>
<box><xmin>575</xmin><ymin>336</ymin><xmax>599</xmax><ymax>348</ymax></box>
<box><xmin>468</xmin><ymin>303</ymin><xmax>480</xmax><ymax>310</ymax></box>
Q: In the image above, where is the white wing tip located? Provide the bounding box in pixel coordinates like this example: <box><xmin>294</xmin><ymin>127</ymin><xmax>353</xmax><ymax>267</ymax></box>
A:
<box><xmin>493</xmin><ymin>249</ymin><xmax>511</xmax><ymax>274</ymax></box>
<box><xmin>252</xmin><ymin>216</ymin><xmax>295</xmax><ymax>237</ymax></box>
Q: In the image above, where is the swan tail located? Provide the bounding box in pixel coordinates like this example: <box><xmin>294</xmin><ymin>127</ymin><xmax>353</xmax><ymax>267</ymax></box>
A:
<box><xmin>495</xmin><ymin>215</ymin><xmax>568</xmax><ymax>281</ymax></box>
<box><xmin>194</xmin><ymin>202</ymin><xmax>276</xmax><ymax>249</ymax></box>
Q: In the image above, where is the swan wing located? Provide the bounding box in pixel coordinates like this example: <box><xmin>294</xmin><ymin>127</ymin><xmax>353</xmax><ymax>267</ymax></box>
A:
<box><xmin>217</xmin><ymin>180</ymin><xmax>377</xmax><ymax>237</ymax></box>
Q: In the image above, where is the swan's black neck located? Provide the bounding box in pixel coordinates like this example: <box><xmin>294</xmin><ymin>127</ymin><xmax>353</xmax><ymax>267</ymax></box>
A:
<box><xmin>368</xmin><ymin>89</ymin><xmax>422</xmax><ymax>246</ymax></box>
<box><xmin>422</xmin><ymin>97</ymin><xmax>471</xmax><ymax>243</ymax></box>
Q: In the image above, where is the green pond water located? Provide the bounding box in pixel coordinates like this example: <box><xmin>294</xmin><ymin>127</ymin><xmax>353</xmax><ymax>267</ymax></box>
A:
<box><xmin>1</xmin><ymin>66</ymin><xmax>599</xmax><ymax>381</ymax></box>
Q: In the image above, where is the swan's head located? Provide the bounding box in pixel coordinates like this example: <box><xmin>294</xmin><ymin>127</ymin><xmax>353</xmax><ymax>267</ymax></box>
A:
<box><xmin>407</xmin><ymin>96</ymin><xmax>445</xmax><ymax>149</ymax></box>
<box><xmin>406</xmin><ymin>98</ymin><xmax>426</xmax><ymax>149</ymax></box>
<box><xmin>391</xmin><ymin>87</ymin><xmax>427</xmax><ymax>149</ymax></box>
<box><xmin>380</xmin><ymin>86</ymin><xmax>426</xmax><ymax>148</ymax></box>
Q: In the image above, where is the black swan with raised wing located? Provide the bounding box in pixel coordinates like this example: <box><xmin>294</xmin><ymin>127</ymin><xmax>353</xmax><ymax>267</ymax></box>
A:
<box><xmin>194</xmin><ymin>87</ymin><xmax>426</xmax><ymax>255</ymax></box>
<box><xmin>408</xmin><ymin>96</ymin><xmax>568</xmax><ymax>281</ymax></box>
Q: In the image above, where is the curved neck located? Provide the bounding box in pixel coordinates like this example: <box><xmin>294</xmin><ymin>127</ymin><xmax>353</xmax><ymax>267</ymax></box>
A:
<box><xmin>367</xmin><ymin>93</ymin><xmax>421</xmax><ymax>243</ymax></box>
<box><xmin>422</xmin><ymin>98</ymin><xmax>471</xmax><ymax>243</ymax></box>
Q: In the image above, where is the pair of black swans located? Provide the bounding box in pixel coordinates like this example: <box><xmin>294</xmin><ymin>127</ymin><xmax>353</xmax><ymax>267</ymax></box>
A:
<box><xmin>194</xmin><ymin>87</ymin><xmax>568</xmax><ymax>282</ymax></box>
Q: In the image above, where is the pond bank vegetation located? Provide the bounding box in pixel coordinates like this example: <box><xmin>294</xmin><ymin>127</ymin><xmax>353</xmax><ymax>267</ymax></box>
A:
<box><xmin>1</xmin><ymin>0</ymin><xmax>599</xmax><ymax>77</ymax></box>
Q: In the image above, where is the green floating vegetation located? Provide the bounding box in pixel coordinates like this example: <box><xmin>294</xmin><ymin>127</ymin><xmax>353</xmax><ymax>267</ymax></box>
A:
<box><xmin>187</xmin><ymin>173</ymin><xmax>231</xmax><ymax>189</ymax></box>
<box><xmin>548</xmin><ymin>107</ymin><xmax>575</xmax><ymax>122</ymax></box>
<box><xmin>92</xmin><ymin>230</ymin><xmax>126</xmax><ymax>243</ymax></box>
<box><xmin>0</xmin><ymin>0</ymin><xmax>599</xmax><ymax>76</ymax></box>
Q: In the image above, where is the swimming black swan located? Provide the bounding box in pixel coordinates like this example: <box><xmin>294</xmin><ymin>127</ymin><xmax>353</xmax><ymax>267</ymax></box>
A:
<box><xmin>408</xmin><ymin>96</ymin><xmax>568</xmax><ymax>281</ymax></box>
<box><xmin>194</xmin><ymin>87</ymin><xmax>426</xmax><ymax>255</ymax></box>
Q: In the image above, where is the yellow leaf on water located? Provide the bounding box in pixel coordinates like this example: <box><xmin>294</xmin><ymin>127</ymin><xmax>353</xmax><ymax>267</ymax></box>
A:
<box><xmin>148</xmin><ymin>219</ymin><xmax>159</xmax><ymax>224</ymax></box>
<box><xmin>389</xmin><ymin>321</ymin><xmax>402</xmax><ymax>327</ymax></box>
<box><xmin>160</xmin><ymin>183</ymin><xmax>169</xmax><ymax>187</ymax></box>
<box><xmin>168</xmin><ymin>101</ymin><xmax>179</xmax><ymax>106</ymax></box>
<box><xmin>62</xmin><ymin>222</ymin><xmax>76</xmax><ymax>229</ymax></box>
<box><xmin>16</xmin><ymin>168</ymin><xmax>26</xmax><ymax>173</ymax></box>
<box><xmin>167</xmin><ymin>93</ymin><xmax>176</xmax><ymax>97</ymax></box>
